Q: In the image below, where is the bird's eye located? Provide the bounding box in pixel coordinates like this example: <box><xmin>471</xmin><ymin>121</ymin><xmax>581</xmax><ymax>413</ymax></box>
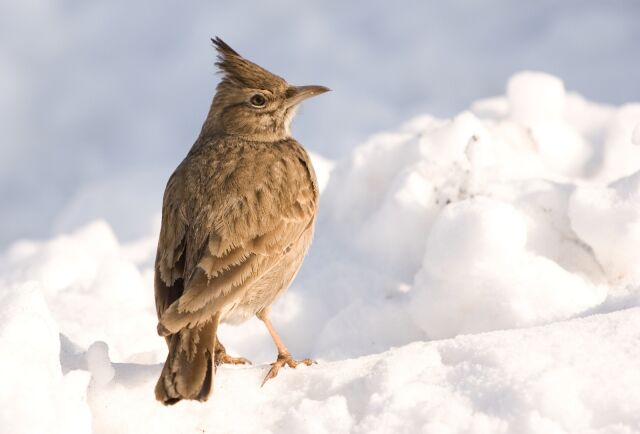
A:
<box><xmin>249</xmin><ymin>94</ymin><xmax>267</xmax><ymax>107</ymax></box>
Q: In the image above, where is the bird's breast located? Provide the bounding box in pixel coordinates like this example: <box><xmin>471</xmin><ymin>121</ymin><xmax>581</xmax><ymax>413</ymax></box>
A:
<box><xmin>219</xmin><ymin>225</ymin><xmax>314</xmax><ymax>325</ymax></box>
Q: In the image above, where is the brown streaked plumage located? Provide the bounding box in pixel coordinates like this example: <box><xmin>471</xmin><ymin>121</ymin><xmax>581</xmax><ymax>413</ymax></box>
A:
<box><xmin>154</xmin><ymin>37</ymin><xmax>329</xmax><ymax>405</ymax></box>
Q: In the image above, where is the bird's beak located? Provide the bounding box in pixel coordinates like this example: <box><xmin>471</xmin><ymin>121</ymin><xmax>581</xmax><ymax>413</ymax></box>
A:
<box><xmin>285</xmin><ymin>85</ymin><xmax>330</xmax><ymax>108</ymax></box>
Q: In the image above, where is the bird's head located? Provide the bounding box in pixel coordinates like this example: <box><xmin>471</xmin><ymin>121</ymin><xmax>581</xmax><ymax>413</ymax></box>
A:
<box><xmin>200</xmin><ymin>37</ymin><xmax>329</xmax><ymax>141</ymax></box>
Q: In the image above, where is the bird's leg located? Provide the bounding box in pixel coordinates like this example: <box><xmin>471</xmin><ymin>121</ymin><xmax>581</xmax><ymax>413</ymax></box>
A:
<box><xmin>214</xmin><ymin>337</ymin><xmax>252</xmax><ymax>366</ymax></box>
<box><xmin>257</xmin><ymin>308</ymin><xmax>315</xmax><ymax>386</ymax></box>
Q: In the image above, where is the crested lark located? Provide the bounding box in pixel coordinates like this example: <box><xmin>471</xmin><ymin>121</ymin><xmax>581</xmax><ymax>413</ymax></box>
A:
<box><xmin>154</xmin><ymin>37</ymin><xmax>328</xmax><ymax>405</ymax></box>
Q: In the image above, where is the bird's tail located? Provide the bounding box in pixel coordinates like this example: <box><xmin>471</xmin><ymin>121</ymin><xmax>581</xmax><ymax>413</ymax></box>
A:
<box><xmin>155</xmin><ymin>319</ymin><xmax>218</xmax><ymax>405</ymax></box>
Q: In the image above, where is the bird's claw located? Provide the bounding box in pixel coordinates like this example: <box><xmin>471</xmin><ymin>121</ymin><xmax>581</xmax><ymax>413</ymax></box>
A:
<box><xmin>215</xmin><ymin>351</ymin><xmax>252</xmax><ymax>367</ymax></box>
<box><xmin>261</xmin><ymin>353</ymin><xmax>316</xmax><ymax>387</ymax></box>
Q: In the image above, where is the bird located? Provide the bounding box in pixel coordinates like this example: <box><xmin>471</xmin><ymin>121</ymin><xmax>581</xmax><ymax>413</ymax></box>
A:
<box><xmin>153</xmin><ymin>37</ymin><xmax>329</xmax><ymax>405</ymax></box>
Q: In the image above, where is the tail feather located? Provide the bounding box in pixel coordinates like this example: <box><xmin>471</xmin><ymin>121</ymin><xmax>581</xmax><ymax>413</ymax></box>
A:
<box><xmin>155</xmin><ymin>318</ymin><xmax>218</xmax><ymax>405</ymax></box>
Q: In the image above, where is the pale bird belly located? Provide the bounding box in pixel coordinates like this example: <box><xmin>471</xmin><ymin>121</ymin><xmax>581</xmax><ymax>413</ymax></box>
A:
<box><xmin>220</xmin><ymin>230</ymin><xmax>312</xmax><ymax>324</ymax></box>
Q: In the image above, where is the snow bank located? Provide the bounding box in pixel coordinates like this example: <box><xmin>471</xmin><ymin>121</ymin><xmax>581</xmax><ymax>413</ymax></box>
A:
<box><xmin>0</xmin><ymin>282</ymin><xmax>91</xmax><ymax>434</ymax></box>
<box><xmin>1</xmin><ymin>71</ymin><xmax>640</xmax><ymax>433</ymax></box>
<box><xmin>0</xmin><ymin>221</ymin><xmax>160</xmax><ymax>362</ymax></box>
<box><xmin>88</xmin><ymin>308</ymin><xmax>640</xmax><ymax>434</ymax></box>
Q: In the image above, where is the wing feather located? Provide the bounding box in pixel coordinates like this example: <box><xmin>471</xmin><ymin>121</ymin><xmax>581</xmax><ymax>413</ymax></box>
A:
<box><xmin>155</xmin><ymin>139</ymin><xmax>317</xmax><ymax>335</ymax></box>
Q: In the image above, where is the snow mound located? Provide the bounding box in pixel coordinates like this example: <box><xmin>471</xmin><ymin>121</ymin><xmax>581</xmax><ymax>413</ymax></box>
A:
<box><xmin>0</xmin><ymin>221</ymin><xmax>159</xmax><ymax>361</ymax></box>
<box><xmin>0</xmin><ymin>282</ymin><xmax>91</xmax><ymax>434</ymax></box>
<box><xmin>2</xmin><ymin>71</ymin><xmax>640</xmax><ymax>432</ymax></box>
<box><xmin>323</xmin><ymin>71</ymin><xmax>637</xmax><ymax>338</ymax></box>
<box><xmin>410</xmin><ymin>198</ymin><xmax>604</xmax><ymax>339</ymax></box>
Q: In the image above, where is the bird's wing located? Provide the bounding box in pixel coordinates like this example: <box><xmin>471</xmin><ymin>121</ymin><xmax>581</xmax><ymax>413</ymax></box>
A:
<box><xmin>155</xmin><ymin>146</ymin><xmax>317</xmax><ymax>334</ymax></box>
<box><xmin>155</xmin><ymin>169</ymin><xmax>189</xmax><ymax>321</ymax></box>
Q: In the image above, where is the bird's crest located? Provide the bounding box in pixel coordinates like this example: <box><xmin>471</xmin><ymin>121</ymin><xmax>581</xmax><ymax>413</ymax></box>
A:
<box><xmin>211</xmin><ymin>37</ymin><xmax>286</xmax><ymax>90</ymax></box>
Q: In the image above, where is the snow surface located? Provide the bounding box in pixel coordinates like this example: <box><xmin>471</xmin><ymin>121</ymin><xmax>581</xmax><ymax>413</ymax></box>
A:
<box><xmin>2</xmin><ymin>72</ymin><xmax>640</xmax><ymax>433</ymax></box>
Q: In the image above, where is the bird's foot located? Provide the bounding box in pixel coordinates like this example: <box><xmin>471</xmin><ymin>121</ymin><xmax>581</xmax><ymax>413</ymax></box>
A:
<box><xmin>261</xmin><ymin>352</ymin><xmax>316</xmax><ymax>386</ymax></box>
<box><xmin>215</xmin><ymin>349</ymin><xmax>252</xmax><ymax>367</ymax></box>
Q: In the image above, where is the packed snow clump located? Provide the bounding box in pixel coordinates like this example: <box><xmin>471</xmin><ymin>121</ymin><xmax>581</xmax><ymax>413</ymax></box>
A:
<box><xmin>0</xmin><ymin>221</ymin><xmax>159</xmax><ymax>362</ymax></box>
<box><xmin>570</xmin><ymin>170</ymin><xmax>640</xmax><ymax>284</ymax></box>
<box><xmin>0</xmin><ymin>283</ymin><xmax>91</xmax><ymax>434</ymax></box>
<box><xmin>633</xmin><ymin>123</ymin><xmax>640</xmax><ymax>146</ymax></box>
<box><xmin>2</xmin><ymin>71</ymin><xmax>640</xmax><ymax>433</ymax></box>
<box><xmin>410</xmin><ymin>197</ymin><xmax>604</xmax><ymax>338</ymax></box>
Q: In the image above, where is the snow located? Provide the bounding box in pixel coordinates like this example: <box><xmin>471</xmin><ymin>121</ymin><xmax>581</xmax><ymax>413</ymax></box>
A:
<box><xmin>507</xmin><ymin>71</ymin><xmax>566</xmax><ymax>125</ymax></box>
<box><xmin>599</xmin><ymin>105</ymin><xmax>640</xmax><ymax>182</ymax></box>
<box><xmin>409</xmin><ymin>198</ymin><xmax>604</xmax><ymax>339</ymax></box>
<box><xmin>57</xmin><ymin>309</ymin><xmax>640</xmax><ymax>434</ymax></box>
<box><xmin>0</xmin><ymin>283</ymin><xmax>91</xmax><ymax>434</ymax></box>
<box><xmin>2</xmin><ymin>70</ymin><xmax>640</xmax><ymax>433</ymax></box>
<box><xmin>570</xmin><ymin>172</ymin><xmax>640</xmax><ymax>284</ymax></box>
